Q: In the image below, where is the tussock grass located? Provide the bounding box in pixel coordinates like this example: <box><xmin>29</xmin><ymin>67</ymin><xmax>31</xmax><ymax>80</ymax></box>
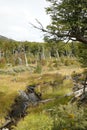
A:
<box><xmin>14</xmin><ymin>113</ymin><xmax>53</xmax><ymax>130</ymax></box>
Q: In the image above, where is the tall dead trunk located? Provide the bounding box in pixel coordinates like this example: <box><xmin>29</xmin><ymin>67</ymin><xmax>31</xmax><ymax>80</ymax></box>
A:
<box><xmin>24</xmin><ymin>52</ymin><xmax>28</xmax><ymax>67</ymax></box>
<box><xmin>56</xmin><ymin>50</ymin><xmax>60</xmax><ymax>59</ymax></box>
<box><xmin>18</xmin><ymin>57</ymin><xmax>22</xmax><ymax>65</ymax></box>
<box><xmin>49</xmin><ymin>51</ymin><xmax>51</xmax><ymax>59</ymax></box>
<box><xmin>41</xmin><ymin>47</ymin><xmax>45</xmax><ymax>60</ymax></box>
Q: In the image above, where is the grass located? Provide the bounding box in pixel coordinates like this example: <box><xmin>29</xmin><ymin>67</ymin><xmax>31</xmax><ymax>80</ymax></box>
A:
<box><xmin>13</xmin><ymin>74</ymin><xmax>73</xmax><ymax>129</ymax></box>
<box><xmin>0</xmin><ymin>73</ymin><xmax>28</xmax><ymax>125</ymax></box>
<box><xmin>14</xmin><ymin>113</ymin><xmax>53</xmax><ymax>130</ymax></box>
<box><xmin>12</xmin><ymin>82</ymin><xmax>72</xmax><ymax>130</ymax></box>
<box><xmin>0</xmin><ymin>63</ymin><xmax>85</xmax><ymax>128</ymax></box>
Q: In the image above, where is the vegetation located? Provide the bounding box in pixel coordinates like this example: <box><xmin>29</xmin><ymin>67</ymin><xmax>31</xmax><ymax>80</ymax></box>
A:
<box><xmin>0</xmin><ymin>0</ymin><xmax>87</xmax><ymax>129</ymax></box>
<box><xmin>14</xmin><ymin>113</ymin><xmax>53</xmax><ymax>130</ymax></box>
<box><xmin>50</xmin><ymin>103</ymin><xmax>87</xmax><ymax>130</ymax></box>
<box><xmin>43</xmin><ymin>0</ymin><xmax>87</xmax><ymax>44</ymax></box>
<box><xmin>13</xmin><ymin>103</ymin><xmax>87</xmax><ymax>130</ymax></box>
<box><xmin>0</xmin><ymin>37</ymin><xmax>87</xmax><ymax>68</ymax></box>
<box><xmin>0</xmin><ymin>36</ymin><xmax>86</xmax><ymax>129</ymax></box>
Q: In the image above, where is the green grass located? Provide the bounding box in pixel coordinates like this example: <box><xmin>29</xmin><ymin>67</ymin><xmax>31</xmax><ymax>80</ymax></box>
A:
<box><xmin>14</xmin><ymin>113</ymin><xmax>53</xmax><ymax>130</ymax></box>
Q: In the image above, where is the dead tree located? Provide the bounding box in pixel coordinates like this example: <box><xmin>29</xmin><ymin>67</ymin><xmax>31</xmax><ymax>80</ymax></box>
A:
<box><xmin>83</xmin><ymin>75</ymin><xmax>87</xmax><ymax>94</ymax></box>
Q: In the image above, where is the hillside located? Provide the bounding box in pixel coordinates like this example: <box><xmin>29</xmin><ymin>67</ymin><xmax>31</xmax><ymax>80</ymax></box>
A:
<box><xmin>0</xmin><ymin>35</ymin><xmax>15</xmax><ymax>42</ymax></box>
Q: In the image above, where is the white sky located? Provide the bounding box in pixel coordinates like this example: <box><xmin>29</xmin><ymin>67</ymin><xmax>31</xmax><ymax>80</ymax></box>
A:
<box><xmin>0</xmin><ymin>0</ymin><xmax>50</xmax><ymax>42</ymax></box>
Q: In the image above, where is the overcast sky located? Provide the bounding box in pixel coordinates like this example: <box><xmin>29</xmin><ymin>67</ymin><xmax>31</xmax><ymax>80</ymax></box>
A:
<box><xmin>0</xmin><ymin>0</ymin><xmax>50</xmax><ymax>42</ymax></box>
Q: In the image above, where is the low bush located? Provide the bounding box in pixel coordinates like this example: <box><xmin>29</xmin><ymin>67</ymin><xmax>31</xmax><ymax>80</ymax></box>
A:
<box><xmin>50</xmin><ymin>103</ymin><xmax>87</xmax><ymax>130</ymax></box>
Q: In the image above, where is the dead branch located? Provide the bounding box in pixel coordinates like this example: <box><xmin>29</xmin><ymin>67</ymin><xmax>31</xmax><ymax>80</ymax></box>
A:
<box><xmin>39</xmin><ymin>98</ymin><xmax>55</xmax><ymax>104</ymax></box>
<box><xmin>0</xmin><ymin>119</ymin><xmax>12</xmax><ymax>130</ymax></box>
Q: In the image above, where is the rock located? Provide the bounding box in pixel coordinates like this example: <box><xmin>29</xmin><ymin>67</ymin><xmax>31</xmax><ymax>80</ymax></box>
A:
<box><xmin>28</xmin><ymin>93</ymin><xmax>40</xmax><ymax>103</ymax></box>
<box><xmin>18</xmin><ymin>90</ymin><xmax>29</xmax><ymax>101</ymax></box>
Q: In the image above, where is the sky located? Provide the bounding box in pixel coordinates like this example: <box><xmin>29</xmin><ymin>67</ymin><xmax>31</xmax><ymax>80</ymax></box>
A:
<box><xmin>0</xmin><ymin>0</ymin><xmax>50</xmax><ymax>42</ymax></box>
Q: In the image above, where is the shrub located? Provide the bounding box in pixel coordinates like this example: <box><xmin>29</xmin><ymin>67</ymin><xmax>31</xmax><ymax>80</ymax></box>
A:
<box><xmin>50</xmin><ymin>103</ymin><xmax>87</xmax><ymax>130</ymax></box>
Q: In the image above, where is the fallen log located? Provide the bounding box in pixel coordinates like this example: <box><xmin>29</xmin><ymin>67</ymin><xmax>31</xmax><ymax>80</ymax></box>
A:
<box><xmin>0</xmin><ymin>119</ymin><xmax>12</xmax><ymax>130</ymax></box>
<box><xmin>74</xmin><ymin>87</ymin><xmax>87</xmax><ymax>98</ymax></box>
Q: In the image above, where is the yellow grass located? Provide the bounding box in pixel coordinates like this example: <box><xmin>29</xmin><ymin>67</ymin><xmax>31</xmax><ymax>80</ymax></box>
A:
<box><xmin>43</xmin><ymin>66</ymin><xmax>83</xmax><ymax>76</ymax></box>
<box><xmin>0</xmin><ymin>66</ymin><xmax>84</xmax><ymax>125</ymax></box>
<box><xmin>0</xmin><ymin>72</ymin><xmax>29</xmax><ymax>125</ymax></box>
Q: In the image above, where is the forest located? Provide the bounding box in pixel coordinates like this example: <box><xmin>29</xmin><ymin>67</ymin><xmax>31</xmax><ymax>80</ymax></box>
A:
<box><xmin>0</xmin><ymin>36</ymin><xmax>86</xmax><ymax>68</ymax></box>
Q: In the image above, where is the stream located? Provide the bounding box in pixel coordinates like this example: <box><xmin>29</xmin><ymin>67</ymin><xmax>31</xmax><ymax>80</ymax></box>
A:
<box><xmin>0</xmin><ymin>85</ymin><xmax>41</xmax><ymax>130</ymax></box>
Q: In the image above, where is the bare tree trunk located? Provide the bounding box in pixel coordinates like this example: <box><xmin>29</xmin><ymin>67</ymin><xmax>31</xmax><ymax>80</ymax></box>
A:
<box><xmin>24</xmin><ymin>52</ymin><xmax>28</xmax><ymax>67</ymax></box>
<box><xmin>56</xmin><ymin>50</ymin><xmax>60</xmax><ymax>59</ymax></box>
<box><xmin>41</xmin><ymin>47</ymin><xmax>45</xmax><ymax>60</ymax></box>
<box><xmin>18</xmin><ymin>57</ymin><xmax>22</xmax><ymax>65</ymax></box>
<box><xmin>49</xmin><ymin>51</ymin><xmax>51</xmax><ymax>59</ymax></box>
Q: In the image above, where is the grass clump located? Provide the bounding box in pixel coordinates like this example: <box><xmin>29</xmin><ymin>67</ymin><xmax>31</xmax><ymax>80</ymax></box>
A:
<box><xmin>0</xmin><ymin>91</ymin><xmax>17</xmax><ymax>117</ymax></box>
<box><xmin>34</xmin><ymin>63</ymin><xmax>42</xmax><ymax>73</ymax></box>
<box><xmin>60</xmin><ymin>57</ymin><xmax>80</xmax><ymax>66</ymax></box>
<box><xmin>14</xmin><ymin>113</ymin><xmax>53</xmax><ymax>130</ymax></box>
